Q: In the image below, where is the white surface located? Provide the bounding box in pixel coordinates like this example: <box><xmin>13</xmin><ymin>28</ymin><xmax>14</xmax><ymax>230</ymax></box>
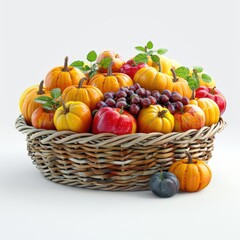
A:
<box><xmin>0</xmin><ymin>0</ymin><xmax>239</xmax><ymax>239</ymax></box>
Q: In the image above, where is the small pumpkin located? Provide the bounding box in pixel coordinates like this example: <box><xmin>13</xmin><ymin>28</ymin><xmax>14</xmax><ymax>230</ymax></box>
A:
<box><xmin>62</xmin><ymin>77</ymin><xmax>104</xmax><ymax>111</ymax></box>
<box><xmin>54</xmin><ymin>100</ymin><xmax>92</xmax><ymax>133</ymax></box>
<box><xmin>149</xmin><ymin>171</ymin><xmax>180</xmax><ymax>198</ymax></box>
<box><xmin>133</xmin><ymin>67</ymin><xmax>174</xmax><ymax>93</ymax></box>
<box><xmin>45</xmin><ymin>56</ymin><xmax>86</xmax><ymax>92</ymax></box>
<box><xmin>19</xmin><ymin>80</ymin><xmax>49</xmax><ymax>125</ymax></box>
<box><xmin>169</xmin><ymin>152</ymin><xmax>212</xmax><ymax>192</ymax></box>
<box><xmin>190</xmin><ymin>98</ymin><xmax>220</xmax><ymax>126</ymax></box>
<box><xmin>88</xmin><ymin>62</ymin><xmax>133</xmax><ymax>94</ymax></box>
<box><xmin>137</xmin><ymin>105</ymin><xmax>174</xmax><ymax>134</ymax></box>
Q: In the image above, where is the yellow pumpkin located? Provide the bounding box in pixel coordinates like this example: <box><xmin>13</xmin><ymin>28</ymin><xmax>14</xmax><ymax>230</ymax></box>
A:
<box><xmin>169</xmin><ymin>152</ymin><xmax>212</xmax><ymax>192</ymax></box>
<box><xmin>62</xmin><ymin>77</ymin><xmax>103</xmax><ymax>111</ymax></box>
<box><xmin>190</xmin><ymin>98</ymin><xmax>220</xmax><ymax>126</ymax></box>
<box><xmin>137</xmin><ymin>105</ymin><xmax>174</xmax><ymax>133</ymax></box>
<box><xmin>54</xmin><ymin>101</ymin><xmax>92</xmax><ymax>133</ymax></box>
<box><xmin>134</xmin><ymin>67</ymin><xmax>173</xmax><ymax>93</ymax></box>
<box><xmin>45</xmin><ymin>56</ymin><xmax>86</xmax><ymax>92</ymax></box>
<box><xmin>19</xmin><ymin>80</ymin><xmax>49</xmax><ymax>125</ymax></box>
<box><xmin>88</xmin><ymin>62</ymin><xmax>133</xmax><ymax>94</ymax></box>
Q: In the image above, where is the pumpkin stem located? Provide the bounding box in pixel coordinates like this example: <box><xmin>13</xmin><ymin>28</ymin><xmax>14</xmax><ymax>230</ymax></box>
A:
<box><xmin>186</xmin><ymin>151</ymin><xmax>193</xmax><ymax>164</ymax></box>
<box><xmin>191</xmin><ymin>90</ymin><xmax>195</xmax><ymax>100</ymax></box>
<box><xmin>210</xmin><ymin>87</ymin><xmax>216</xmax><ymax>95</ymax></box>
<box><xmin>78</xmin><ymin>77</ymin><xmax>88</xmax><ymax>88</ymax></box>
<box><xmin>107</xmin><ymin>62</ymin><xmax>114</xmax><ymax>76</ymax></box>
<box><xmin>158</xmin><ymin>110</ymin><xmax>168</xmax><ymax>118</ymax></box>
<box><xmin>144</xmin><ymin>46</ymin><xmax>148</xmax><ymax>52</ymax></box>
<box><xmin>156</xmin><ymin>61</ymin><xmax>162</xmax><ymax>72</ymax></box>
<box><xmin>61</xmin><ymin>98</ymin><xmax>69</xmax><ymax>114</ymax></box>
<box><xmin>37</xmin><ymin>80</ymin><xmax>45</xmax><ymax>95</ymax></box>
<box><xmin>159</xmin><ymin>171</ymin><xmax>164</xmax><ymax>180</ymax></box>
<box><xmin>63</xmin><ymin>56</ymin><xmax>69</xmax><ymax>72</ymax></box>
<box><xmin>171</xmin><ymin>68</ymin><xmax>178</xmax><ymax>82</ymax></box>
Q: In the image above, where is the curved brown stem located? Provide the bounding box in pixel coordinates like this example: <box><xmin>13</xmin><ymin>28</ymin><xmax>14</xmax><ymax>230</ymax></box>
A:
<box><xmin>78</xmin><ymin>77</ymin><xmax>88</xmax><ymax>88</ymax></box>
<box><xmin>37</xmin><ymin>80</ymin><xmax>45</xmax><ymax>95</ymax></box>
<box><xmin>158</xmin><ymin>110</ymin><xmax>168</xmax><ymax>118</ymax></box>
<box><xmin>171</xmin><ymin>68</ymin><xmax>178</xmax><ymax>82</ymax></box>
<box><xmin>186</xmin><ymin>151</ymin><xmax>193</xmax><ymax>164</ymax></box>
<box><xmin>191</xmin><ymin>90</ymin><xmax>195</xmax><ymax>100</ymax></box>
<box><xmin>63</xmin><ymin>56</ymin><xmax>69</xmax><ymax>72</ymax></box>
<box><xmin>156</xmin><ymin>61</ymin><xmax>162</xmax><ymax>72</ymax></box>
<box><xmin>107</xmin><ymin>62</ymin><xmax>114</xmax><ymax>76</ymax></box>
<box><xmin>210</xmin><ymin>87</ymin><xmax>216</xmax><ymax>95</ymax></box>
<box><xmin>61</xmin><ymin>98</ymin><xmax>69</xmax><ymax>114</ymax></box>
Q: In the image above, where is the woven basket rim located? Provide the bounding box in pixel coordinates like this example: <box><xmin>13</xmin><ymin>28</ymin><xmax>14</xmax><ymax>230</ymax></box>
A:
<box><xmin>15</xmin><ymin>115</ymin><xmax>226</xmax><ymax>147</ymax></box>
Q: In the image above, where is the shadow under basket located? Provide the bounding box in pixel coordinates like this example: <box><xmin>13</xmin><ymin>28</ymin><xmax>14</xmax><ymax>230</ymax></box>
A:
<box><xmin>15</xmin><ymin>115</ymin><xmax>226</xmax><ymax>191</ymax></box>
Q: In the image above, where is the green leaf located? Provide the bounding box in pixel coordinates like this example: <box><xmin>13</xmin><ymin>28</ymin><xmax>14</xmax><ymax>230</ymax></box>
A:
<box><xmin>157</xmin><ymin>48</ymin><xmax>168</xmax><ymax>55</ymax></box>
<box><xmin>146</xmin><ymin>41</ymin><xmax>153</xmax><ymax>49</ymax></box>
<box><xmin>89</xmin><ymin>70</ymin><xmax>97</xmax><ymax>78</ymax></box>
<box><xmin>193</xmin><ymin>66</ymin><xmax>203</xmax><ymax>73</ymax></box>
<box><xmin>51</xmin><ymin>88</ymin><xmax>61</xmax><ymax>99</ymax></box>
<box><xmin>187</xmin><ymin>76</ymin><xmax>200</xmax><ymax>90</ymax></box>
<box><xmin>201</xmin><ymin>73</ymin><xmax>212</xmax><ymax>83</ymax></box>
<box><xmin>134</xmin><ymin>53</ymin><xmax>148</xmax><ymax>64</ymax></box>
<box><xmin>87</xmin><ymin>50</ymin><xmax>97</xmax><ymax>62</ymax></box>
<box><xmin>98</xmin><ymin>57</ymin><xmax>112</xmax><ymax>69</ymax></box>
<box><xmin>70</xmin><ymin>61</ymin><xmax>84</xmax><ymax>68</ymax></box>
<box><xmin>34</xmin><ymin>96</ymin><xmax>52</xmax><ymax>104</ymax></box>
<box><xmin>151</xmin><ymin>54</ymin><xmax>160</xmax><ymax>63</ymax></box>
<box><xmin>42</xmin><ymin>102</ymin><xmax>54</xmax><ymax>111</ymax></box>
<box><xmin>148</xmin><ymin>50</ymin><xmax>154</xmax><ymax>56</ymax></box>
<box><xmin>175</xmin><ymin>66</ymin><xmax>189</xmax><ymax>79</ymax></box>
<box><xmin>135</xmin><ymin>46</ymin><xmax>146</xmax><ymax>52</ymax></box>
<box><xmin>83</xmin><ymin>65</ymin><xmax>91</xmax><ymax>71</ymax></box>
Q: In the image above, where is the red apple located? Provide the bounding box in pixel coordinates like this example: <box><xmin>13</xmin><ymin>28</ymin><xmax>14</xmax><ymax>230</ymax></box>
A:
<box><xmin>92</xmin><ymin>107</ymin><xmax>137</xmax><ymax>135</ymax></box>
<box><xmin>173</xmin><ymin>105</ymin><xmax>205</xmax><ymax>132</ymax></box>
<box><xmin>195</xmin><ymin>86</ymin><xmax>226</xmax><ymax>115</ymax></box>
<box><xmin>97</xmin><ymin>50</ymin><xmax>124</xmax><ymax>73</ymax></box>
<box><xmin>120</xmin><ymin>59</ymin><xmax>147</xmax><ymax>79</ymax></box>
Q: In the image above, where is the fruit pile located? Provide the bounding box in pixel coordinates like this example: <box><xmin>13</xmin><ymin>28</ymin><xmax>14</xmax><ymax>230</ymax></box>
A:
<box><xmin>18</xmin><ymin>41</ymin><xmax>226</xmax><ymax>196</ymax></box>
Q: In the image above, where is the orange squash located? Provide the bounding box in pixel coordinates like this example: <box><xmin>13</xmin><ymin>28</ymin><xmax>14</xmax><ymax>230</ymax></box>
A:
<box><xmin>62</xmin><ymin>77</ymin><xmax>103</xmax><ymax>111</ymax></box>
<box><xmin>54</xmin><ymin>100</ymin><xmax>92</xmax><ymax>133</ymax></box>
<box><xmin>169</xmin><ymin>152</ymin><xmax>212</xmax><ymax>192</ymax></box>
<box><xmin>190</xmin><ymin>98</ymin><xmax>220</xmax><ymax>126</ymax></box>
<box><xmin>19</xmin><ymin>80</ymin><xmax>49</xmax><ymax>125</ymax></box>
<box><xmin>88</xmin><ymin>62</ymin><xmax>133</xmax><ymax>94</ymax></box>
<box><xmin>45</xmin><ymin>56</ymin><xmax>86</xmax><ymax>92</ymax></box>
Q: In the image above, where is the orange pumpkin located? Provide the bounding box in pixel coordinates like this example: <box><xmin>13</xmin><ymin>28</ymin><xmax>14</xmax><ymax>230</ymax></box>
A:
<box><xmin>169</xmin><ymin>152</ymin><xmax>212</xmax><ymax>192</ymax></box>
<box><xmin>31</xmin><ymin>107</ymin><xmax>56</xmax><ymax>130</ymax></box>
<box><xmin>88</xmin><ymin>62</ymin><xmax>133</xmax><ymax>94</ymax></box>
<box><xmin>54</xmin><ymin>100</ymin><xmax>92</xmax><ymax>133</ymax></box>
<box><xmin>45</xmin><ymin>56</ymin><xmax>86</xmax><ymax>92</ymax></box>
<box><xmin>62</xmin><ymin>77</ymin><xmax>103</xmax><ymax>111</ymax></box>
<box><xmin>137</xmin><ymin>105</ymin><xmax>174</xmax><ymax>134</ymax></box>
<box><xmin>190</xmin><ymin>98</ymin><xmax>220</xmax><ymax>126</ymax></box>
<box><xmin>133</xmin><ymin>67</ymin><xmax>173</xmax><ymax>93</ymax></box>
<box><xmin>19</xmin><ymin>80</ymin><xmax>49</xmax><ymax>125</ymax></box>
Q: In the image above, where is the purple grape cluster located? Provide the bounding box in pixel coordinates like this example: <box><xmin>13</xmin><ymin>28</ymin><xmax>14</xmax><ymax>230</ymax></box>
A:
<box><xmin>96</xmin><ymin>83</ymin><xmax>190</xmax><ymax>116</ymax></box>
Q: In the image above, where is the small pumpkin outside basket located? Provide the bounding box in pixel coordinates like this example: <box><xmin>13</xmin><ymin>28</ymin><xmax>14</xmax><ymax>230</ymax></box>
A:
<box><xmin>15</xmin><ymin>115</ymin><xmax>226</xmax><ymax>191</ymax></box>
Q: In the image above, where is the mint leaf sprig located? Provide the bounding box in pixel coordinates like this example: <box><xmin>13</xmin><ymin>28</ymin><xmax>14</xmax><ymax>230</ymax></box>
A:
<box><xmin>175</xmin><ymin>66</ymin><xmax>212</xmax><ymax>99</ymax></box>
<box><xmin>35</xmin><ymin>88</ymin><xmax>61</xmax><ymax>111</ymax></box>
<box><xmin>70</xmin><ymin>51</ymin><xmax>112</xmax><ymax>78</ymax></box>
<box><xmin>134</xmin><ymin>41</ymin><xmax>168</xmax><ymax>66</ymax></box>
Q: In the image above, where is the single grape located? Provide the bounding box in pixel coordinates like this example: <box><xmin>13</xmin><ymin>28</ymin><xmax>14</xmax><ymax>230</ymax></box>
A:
<box><xmin>116</xmin><ymin>101</ymin><xmax>128</xmax><ymax>109</ymax></box>
<box><xmin>96</xmin><ymin>101</ymin><xmax>108</xmax><ymax>109</ymax></box>
<box><xmin>129</xmin><ymin>104</ymin><xmax>140</xmax><ymax>115</ymax></box>
<box><xmin>119</xmin><ymin>87</ymin><xmax>128</xmax><ymax>92</ymax></box>
<box><xmin>151</xmin><ymin>90</ymin><xmax>161</xmax><ymax>101</ymax></box>
<box><xmin>175</xmin><ymin>101</ymin><xmax>184</xmax><ymax>111</ymax></box>
<box><xmin>160</xmin><ymin>94</ymin><xmax>169</xmax><ymax>103</ymax></box>
<box><xmin>182</xmin><ymin>97</ymin><xmax>190</xmax><ymax>105</ymax></box>
<box><xmin>105</xmin><ymin>98</ymin><xmax>116</xmax><ymax>107</ymax></box>
<box><xmin>129</xmin><ymin>85</ymin><xmax>136</xmax><ymax>92</ymax></box>
<box><xmin>104</xmin><ymin>92</ymin><xmax>114</xmax><ymax>100</ymax></box>
<box><xmin>141</xmin><ymin>98</ymin><xmax>151</xmax><ymax>108</ymax></box>
<box><xmin>117</xmin><ymin>97</ymin><xmax>127</xmax><ymax>102</ymax></box>
<box><xmin>145</xmin><ymin>90</ymin><xmax>151</xmax><ymax>97</ymax></box>
<box><xmin>167</xmin><ymin>104</ymin><xmax>176</xmax><ymax>114</ymax></box>
<box><xmin>127</xmin><ymin>90</ymin><xmax>135</xmax><ymax>98</ymax></box>
<box><xmin>116</xmin><ymin>91</ymin><xmax>127</xmax><ymax>99</ymax></box>
<box><xmin>136</xmin><ymin>88</ymin><xmax>146</xmax><ymax>97</ymax></box>
<box><xmin>170</xmin><ymin>92</ymin><xmax>182</xmax><ymax>102</ymax></box>
<box><xmin>131</xmin><ymin>96</ymin><xmax>141</xmax><ymax>104</ymax></box>
<box><xmin>134</xmin><ymin>83</ymin><xmax>141</xmax><ymax>90</ymax></box>
<box><xmin>162</xmin><ymin>89</ymin><xmax>171</xmax><ymax>98</ymax></box>
<box><xmin>148</xmin><ymin>96</ymin><xmax>157</xmax><ymax>105</ymax></box>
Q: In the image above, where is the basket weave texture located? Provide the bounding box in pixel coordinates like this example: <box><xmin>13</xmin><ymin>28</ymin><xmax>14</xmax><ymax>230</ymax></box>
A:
<box><xmin>15</xmin><ymin>115</ymin><xmax>226</xmax><ymax>191</ymax></box>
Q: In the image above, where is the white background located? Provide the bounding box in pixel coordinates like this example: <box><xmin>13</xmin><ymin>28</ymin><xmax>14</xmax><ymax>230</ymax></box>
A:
<box><xmin>0</xmin><ymin>0</ymin><xmax>239</xmax><ymax>239</ymax></box>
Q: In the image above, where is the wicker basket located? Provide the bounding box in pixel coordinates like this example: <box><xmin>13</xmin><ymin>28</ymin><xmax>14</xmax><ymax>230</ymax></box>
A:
<box><xmin>15</xmin><ymin>115</ymin><xmax>226</xmax><ymax>191</ymax></box>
